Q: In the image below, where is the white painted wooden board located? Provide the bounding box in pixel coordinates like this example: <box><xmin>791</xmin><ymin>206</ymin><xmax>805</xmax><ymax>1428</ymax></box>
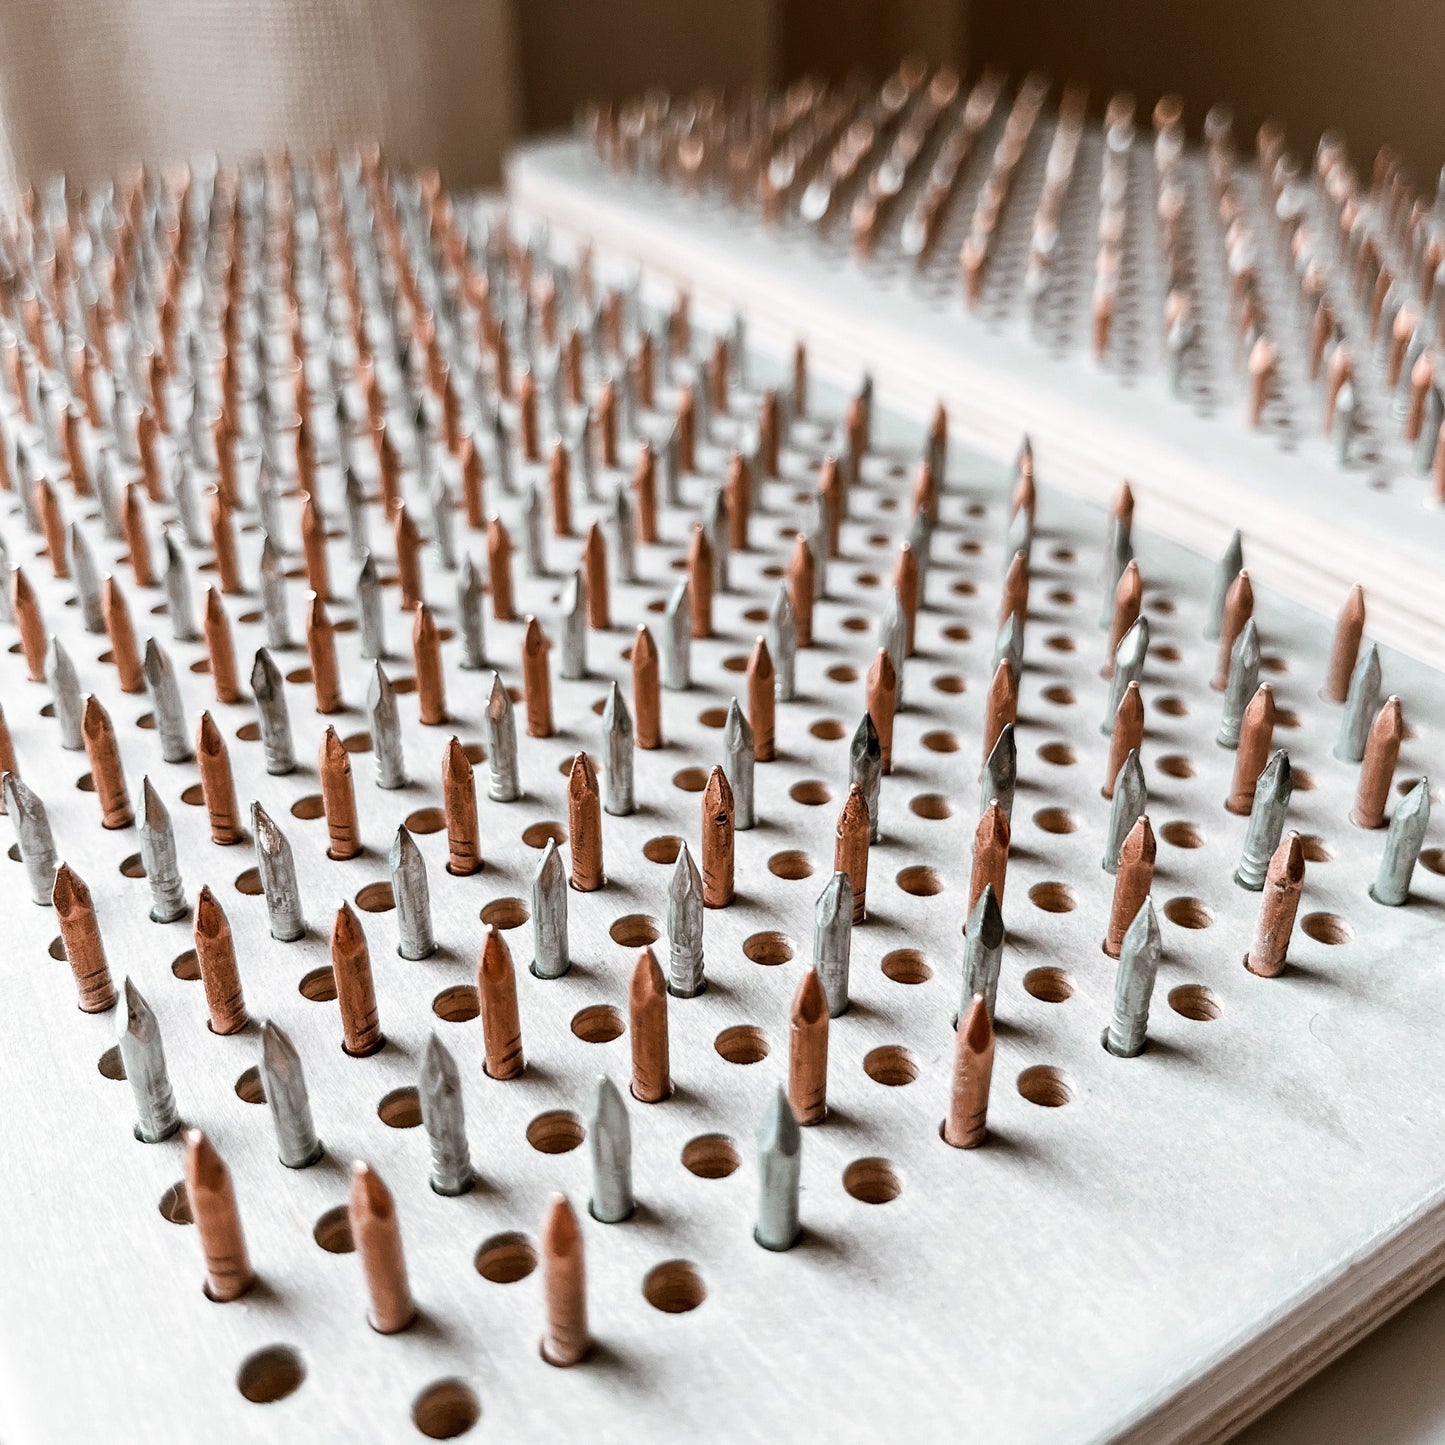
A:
<box><xmin>507</xmin><ymin>134</ymin><xmax>1445</xmax><ymax>666</ymax></box>
<box><xmin>1</xmin><ymin>300</ymin><xmax>1443</xmax><ymax>1445</ymax></box>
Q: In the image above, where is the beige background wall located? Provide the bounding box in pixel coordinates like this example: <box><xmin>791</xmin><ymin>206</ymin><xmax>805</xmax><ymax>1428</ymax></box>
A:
<box><xmin>0</xmin><ymin>0</ymin><xmax>1438</xmax><ymax>218</ymax></box>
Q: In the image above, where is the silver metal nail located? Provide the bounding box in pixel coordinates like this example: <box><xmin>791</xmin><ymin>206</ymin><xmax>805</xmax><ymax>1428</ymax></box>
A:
<box><xmin>257</xmin><ymin>463</ymin><xmax>287</xmax><ymax>553</ymax></box>
<box><xmin>723</xmin><ymin>697</ymin><xmax>754</xmax><ymax>830</ymax></box>
<box><xmin>457</xmin><ymin>555</ymin><xmax>486</xmax><ymax>669</ymax></box>
<box><xmin>662</xmin><ymin>424</ymin><xmax>681</xmax><ymax>506</ymax></box>
<box><xmin>576</xmin><ymin>408</ymin><xmax>598</xmax><ymax>502</ymax></box>
<box><xmin>250</xmin><ymin>648</ymin><xmax>296</xmax><ymax>774</ymax></box>
<box><xmin>1334</xmin><ymin>643</ymin><xmax>1382</xmax><ymax>763</ymax></box>
<box><xmin>139</xmin><ymin>776</ymin><xmax>187</xmax><ymax>922</ymax></box>
<box><xmin>163</xmin><ymin>530</ymin><xmax>198</xmax><ymax>642</ymax></box>
<box><xmin>1099</xmin><ymin>516</ymin><xmax>1133</xmax><ymax>628</ymax></box>
<box><xmin>94</xmin><ymin>447</ymin><xmax>123</xmax><ymax>539</ymax></box>
<box><xmin>1204</xmin><ymin>530</ymin><xmax>1243</xmax><ymax>640</ymax></box>
<box><xmin>755</xmin><ymin>1086</ymin><xmax>801</xmax><ymax>1251</ymax></box>
<box><xmin>344</xmin><ymin>468</ymin><xmax>370</xmax><ymax>560</ymax></box>
<box><xmin>587</xmin><ymin>1074</ymin><xmax>634</xmax><ymax>1223</ymax></box>
<box><xmin>850</xmin><ymin>712</ymin><xmax>882</xmax><ymax>843</ymax></box>
<box><xmin>252</xmin><ymin>801</ymin><xmax>305</xmax><ymax>940</ymax></box>
<box><xmin>992</xmin><ymin>610</ymin><xmax>1025</xmax><ymax>678</ymax></box>
<box><xmin>962</xmin><ymin>883</ymin><xmax>1006</xmax><ymax>1018</ymax></box>
<box><xmin>144</xmin><ymin>638</ymin><xmax>193</xmax><ymax>763</ymax></box>
<box><xmin>980</xmin><ymin>723</ymin><xmax>1017</xmax><ymax>824</ymax></box>
<box><xmin>5</xmin><ymin>772</ymin><xmax>57</xmax><ymax>905</ymax></box>
<box><xmin>118</xmin><ymin>977</ymin><xmax>181</xmax><ymax>1142</ymax></box>
<box><xmin>47</xmin><ymin>638</ymin><xmax>84</xmax><ymax>750</ymax></box>
<box><xmin>879</xmin><ymin>588</ymin><xmax>906</xmax><ymax>707</ymax></box>
<box><xmin>812</xmin><ymin>871</ymin><xmax>853</xmax><ymax>1017</ymax></box>
<box><xmin>428</xmin><ymin>469</ymin><xmax>456</xmax><ymax>570</ymax></box>
<box><xmin>367</xmin><ymin>662</ymin><xmax>407</xmax><ymax>789</ymax></box>
<box><xmin>600</xmin><ymin>680</ymin><xmax>635</xmax><ymax>817</ymax></box>
<box><xmin>1101</xmin><ymin>616</ymin><xmax>1149</xmax><ymax>734</ymax></box>
<box><xmin>906</xmin><ymin>511</ymin><xmax>933</xmax><ymax>592</ymax></box>
<box><xmin>663</xmin><ymin>580</ymin><xmax>691</xmax><ymax>691</ymax></box>
<box><xmin>69</xmin><ymin>523</ymin><xmax>104</xmax><ymax>632</ymax></box>
<box><xmin>667</xmin><ymin>841</ymin><xmax>705</xmax><ymax>997</ymax></box>
<box><xmin>703</xmin><ymin>486</ymin><xmax>730</xmax><ymax>591</ymax></box>
<box><xmin>420</xmin><ymin>1033</ymin><xmax>473</xmax><ymax>1195</ymax></box>
<box><xmin>611</xmin><ymin>478</ymin><xmax>636</xmax><ymax>584</ymax></box>
<box><xmin>260</xmin><ymin>1019</ymin><xmax>323</xmax><ymax>1168</ymax></box>
<box><xmin>357</xmin><ymin>552</ymin><xmax>385</xmax><ymax>661</ymax></box>
<box><xmin>1236</xmin><ymin>750</ymin><xmax>1293</xmax><ymax>890</ymax></box>
<box><xmin>1104</xmin><ymin>896</ymin><xmax>1161</xmax><ymax>1057</ymax></box>
<box><xmin>559</xmin><ymin>569</ymin><xmax>587</xmax><ymax>680</ymax></box>
<box><xmin>172</xmin><ymin>452</ymin><xmax>202</xmax><ymax>545</ymax></box>
<box><xmin>492</xmin><ymin>407</ymin><xmax>515</xmax><ymax>495</ymax></box>
<box><xmin>486</xmin><ymin>671</ymin><xmax>520</xmax><ymax>801</ymax></box>
<box><xmin>530</xmin><ymin>837</ymin><xmax>570</xmax><ymax>979</ymax></box>
<box><xmin>1103</xmin><ymin>749</ymin><xmax>1147</xmax><ymax>874</ymax></box>
<box><xmin>1372</xmin><ymin>777</ymin><xmax>1432</xmax><ymax>906</ymax></box>
<box><xmin>522</xmin><ymin>481</ymin><xmax>546</xmax><ymax>576</ymax></box>
<box><xmin>259</xmin><ymin>535</ymin><xmax>292</xmax><ymax>650</ymax></box>
<box><xmin>1216</xmin><ymin>618</ymin><xmax>1260</xmax><ymax>748</ymax></box>
<box><xmin>389</xmin><ymin>825</ymin><xmax>435</xmax><ymax>959</ymax></box>
<box><xmin>768</xmin><ymin>585</ymin><xmax>796</xmax><ymax>702</ymax></box>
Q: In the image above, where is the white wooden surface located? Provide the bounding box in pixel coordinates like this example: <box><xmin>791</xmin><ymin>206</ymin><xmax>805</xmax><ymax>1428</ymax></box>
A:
<box><xmin>1</xmin><ymin>309</ymin><xmax>1443</xmax><ymax>1444</ymax></box>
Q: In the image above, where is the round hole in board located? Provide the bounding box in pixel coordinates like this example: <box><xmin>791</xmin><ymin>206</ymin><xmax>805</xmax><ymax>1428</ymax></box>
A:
<box><xmin>1017</xmin><ymin>1065</ymin><xmax>1073</xmax><ymax>1107</ymax></box>
<box><xmin>714</xmin><ymin>1025</ymin><xmax>769</xmax><ymax>1065</ymax></box>
<box><xmin>1169</xmin><ymin>985</ymin><xmax>1222</xmax><ymax>1021</ymax></box>
<box><xmin>922</xmin><ymin>730</ymin><xmax>959</xmax><ymax>752</ymax></box>
<box><xmin>299</xmin><ymin>966</ymin><xmax>337</xmax><ymax>1002</ymax></box>
<box><xmin>896</xmin><ymin>865</ymin><xmax>942</xmax><ymax>896</ymax></box>
<box><xmin>234</xmin><ymin>1066</ymin><xmax>265</xmax><ymax>1104</ymax></box>
<box><xmin>570</xmin><ymin>1005</ymin><xmax>625</xmax><ymax>1043</ymax></box>
<box><xmin>475</xmin><ymin>1231</ymin><xmax>538</xmax><ymax>1283</ymax></box>
<box><xmin>479</xmin><ymin>897</ymin><xmax>528</xmax><ymax>929</ymax></box>
<box><xmin>432</xmin><ymin>986</ymin><xmax>479</xmax><ymax>1023</ymax></box>
<box><xmin>863</xmin><ymin>1046</ymin><xmax>919</xmax><ymax>1086</ymax></box>
<box><xmin>235</xmin><ymin>867</ymin><xmax>262</xmax><ymax>895</ymax></box>
<box><xmin>643</xmin><ymin>835</ymin><xmax>683</xmax><ymax>864</ymax></box>
<box><xmin>412</xmin><ymin>1379</ymin><xmax>481</xmax><ymax>1439</ymax></box>
<box><xmin>1023</xmin><ymin>967</ymin><xmax>1073</xmax><ymax>1003</ymax></box>
<box><xmin>1163</xmin><ymin>896</ymin><xmax>1214</xmax><ymax>929</ymax></box>
<box><xmin>313</xmin><ymin>1206</ymin><xmax>354</xmax><ymax>1253</ymax></box>
<box><xmin>881</xmin><ymin>949</ymin><xmax>932</xmax><ymax>984</ymax></box>
<box><xmin>378</xmin><ymin>1086</ymin><xmax>422</xmax><ymax>1128</ymax></box>
<box><xmin>910</xmin><ymin>793</ymin><xmax>952</xmax><ymax>819</ymax></box>
<box><xmin>405</xmin><ymin>807</ymin><xmax>445</xmax><ymax>834</ymax></box>
<box><xmin>609</xmin><ymin>914</ymin><xmax>660</xmax><ymax>947</ymax></box>
<box><xmin>742</xmin><ymin>931</ymin><xmax>793</xmax><ymax>965</ymax></box>
<box><xmin>522</xmin><ymin>821</ymin><xmax>566</xmax><ymax>849</ymax></box>
<box><xmin>1038</xmin><ymin>742</ymin><xmax>1076</xmax><ymax>766</ymax></box>
<box><xmin>842</xmin><ymin>1157</ymin><xmax>902</xmax><ymax>1204</ymax></box>
<box><xmin>290</xmin><ymin>794</ymin><xmax>324</xmax><ymax>820</ymax></box>
<box><xmin>767</xmin><ymin>850</ymin><xmax>814</xmax><ymax>880</ymax></box>
<box><xmin>1301</xmin><ymin>912</ymin><xmax>1353</xmax><ymax>945</ymax></box>
<box><xmin>236</xmin><ymin>1345</ymin><xmax>306</xmax><ymax>1404</ymax></box>
<box><xmin>354</xmin><ymin>881</ymin><xmax>395</xmax><ymax>913</ymax></box>
<box><xmin>158</xmin><ymin>1181</ymin><xmax>193</xmax><ymax>1225</ymax></box>
<box><xmin>1042</xmin><ymin>685</ymin><xmax>1075</xmax><ymax>705</ymax></box>
<box><xmin>1160</xmin><ymin>821</ymin><xmax>1204</xmax><ymax>849</ymax></box>
<box><xmin>1033</xmin><ymin>807</ymin><xmax>1077</xmax><ymax>834</ymax></box>
<box><xmin>672</xmin><ymin>767</ymin><xmax>708</xmax><ymax>793</ymax></box>
<box><xmin>526</xmin><ymin>1110</ymin><xmax>585</xmax><ymax>1154</ymax></box>
<box><xmin>1029</xmin><ymin>882</ymin><xmax>1077</xmax><ymax>913</ymax></box>
<box><xmin>681</xmin><ymin>1134</ymin><xmax>740</xmax><ymax>1179</ymax></box>
<box><xmin>642</xmin><ymin>1260</ymin><xmax>707</xmax><ymax>1313</ymax></box>
<box><xmin>790</xmin><ymin>780</ymin><xmax>831</xmax><ymax>805</ymax></box>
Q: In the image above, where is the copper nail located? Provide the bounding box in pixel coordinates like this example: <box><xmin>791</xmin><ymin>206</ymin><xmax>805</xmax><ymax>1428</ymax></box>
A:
<box><xmin>198</xmin><ymin>712</ymin><xmax>244</xmax><ymax>843</ymax></box>
<box><xmin>675</xmin><ymin>385</ymin><xmax>695</xmax><ymax>472</ymax></box>
<box><xmin>393</xmin><ymin>503</ymin><xmax>424</xmax><ymax>612</ymax></box>
<box><xmin>1246</xmin><ymin>832</ymin><xmax>1305</xmax><ymax>977</ymax></box>
<box><xmin>185</xmin><ymin>1130</ymin><xmax>254</xmax><ymax>1302</ymax></box>
<box><xmin>1227</xmin><ymin>683</ymin><xmax>1277</xmax><ymax>815</ymax></box>
<box><xmin>568</xmin><ymin>752</ymin><xmax>604</xmax><ymax>891</ymax></box>
<box><xmin>1353</xmin><ymin>696</ymin><xmax>1404</xmax><ymax>828</ymax></box>
<box><xmin>442</xmin><ymin>736</ymin><xmax>481</xmax><ymax>875</ymax></box>
<box><xmin>1406</xmin><ymin>351</ymin><xmax>1434</xmax><ymax>441</ymax></box>
<box><xmin>725</xmin><ymin>452</ymin><xmax>751</xmax><ymax>551</ymax></box>
<box><xmin>64</xmin><ymin>408</ymin><xmax>92</xmax><ymax>493</ymax></box>
<box><xmin>633</xmin><ymin>443</ymin><xmax>658</xmax><ymax>543</ymax></box>
<box><xmin>687</xmin><ymin>524</ymin><xmax>714</xmax><ymax>638</ymax></box>
<box><xmin>710</xmin><ymin>335</ymin><xmax>730</xmax><ymax>415</ymax></box>
<box><xmin>35</xmin><ymin>478</ymin><xmax>68</xmax><ymax>578</ymax></box>
<box><xmin>479</xmin><ymin>924</ymin><xmax>525</xmax><ymax>1079</ymax></box>
<box><xmin>584</xmin><ymin>522</ymin><xmax>610</xmax><ymax>629</ymax></box>
<box><xmin>894</xmin><ymin>541</ymin><xmax>920</xmax><ymax>654</ymax></box>
<box><xmin>194</xmin><ymin>884</ymin><xmax>248</xmax><ymax>1033</ymax></box>
<box><xmin>1103</xmin><ymin>560</ymin><xmax>1142</xmax><ymax>676</ymax></box>
<box><xmin>597</xmin><ymin>378</ymin><xmax>618</xmax><ymax>469</ymax></box>
<box><xmin>1103</xmin><ymin>680</ymin><xmax>1144</xmax><ymax>799</ymax></box>
<box><xmin>788</xmin><ymin>968</ymin><xmax>829</xmax><ymax>1126</ymax></box>
<box><xmin>1105</xmin><ymin>815</ymin><xmax>1156</xmax><ymax>957</ymax></box>
<box><xmin>786</xmin><ymin>534</ymin><xmax>815</xmax><ymax>648</ymax></box>
<box><xmin>968</xmin><ymin>800</ymin><xmax>1010</xmax><ymax>914</ymax></box>
<box><xmin>376</xmin><ymin>424</ymin><xmax>402</xmax><ymax>512</ymax></box>
<box><xmin>307</xmin><ymin>594</ymin><xmax>342</xmax><ymax>714</ymax></box>
<box><xmin>487</xmin><ymin>515</ymin><xmax>515</xmax><ymax>621</ymax></box>
<box><xmin>522</xmin><ymin>616</ymin><xmax>554</xmax><ymax>737</ymax></box>
<box><xmin>82</xmin><ymin>695</ymin><xmax>131</xmax><ymax>828</ymax></box>
<box><xmin>461</xmin><ymin>435</ymin><xmax>486</xmax><ymax>529</ymax></box>
<box><xmin>320</xmin><ymin>725</ymin><xmax>360</xmax><ymax>859</ymax></box>
<box><xmin>548</xmin><ymin>442</ymin><xmax>573</xmax><ymax>537</ymax></box>
<box><xmin>101</xmin><ymin>575</ymin><xmax>144</xmax><ymax>692</ymax></box>
<box><xmin>999</xmin><ymin>548</ymin><xmax>1029</xmax><ymax>628</ymax></box>
<box><xmin>518</xmin><ymin>369</ymin><xmax>539</xmax><ymax>462</ymax></box>
<box><xmin>981</xmin><ymin>659</ymin><xmax>1018</xmax><ymax>766</ymax></box>
<box><xmin>138</xmin><ymin>409</ymin><xmax>164</xmax><ymax>499</ymax></box>
<box><xmin>202</xmin><ymin>588</ymin><xmax>241</xmax><ymax>703</ymax></box>
<box><xmin>1111</xmin><ymin>481</ymin><xmax>1135</xmax><ymax>532</ymax></box>
<box><xmin>1212</xmin><ymin>569</ymin><xmax>1253</xmax><ymax>690</ymax></box>
<box><xmin>817</xmin><ymin>458</ymin><xmax>843</xmax><ymax>557</ymax></box>
<box><xmin>122</xmin><ymin>482</ymin><xmax>154</xmax><ymax>588</ymax></box>
<box><xmin>632</xmin><ymin>625</ymin><xmax>662</xmax><ymax>749</ymax></box>
<box><xmin>208</xmin><ymin>490</ymin><xmax>243</xmax><ymax>594</ymax></box>
<box><xmin>349</xmin><ymin>1160</ymin><xmax>414</xmax><ymax>1332</ymax></box>
<box><xmin>943</xmin><ymin>993</ymin><xmax>994</xmax><ymax>1148</ymax></box>
<box><xmin>834</xmin><ymin>782</ymin><xmax>870</xmax><ymax>924</ymax></box>
<box><xmin>11</xmin><ymin>567</ymin><xmax>48</xmax><ymax>681</ymax></box>
<box><xmin>629</xmin><ymin>946</ymin><xmax>670</xmax><ymax>1103</ymax></box>
<box><xmin>701</xmin><ymin>765</ymin><xmax>735</xmax><ymax>908</ymax></box>
<box><xmin>53</xmin><ymin>863</ymin><xmax>116</xmax><ymax>1011</ymax></box>
<box><xmin>540</xmin><ymin>1194</ymin><xmax>589</xmax><ymax>1366</ymax></box>
<box><xmin>565</xmin><ymin>330</ymin><xmax>585</xmax><ymax>407</ymax></box>
<box><xmin>300</xmin><ymin>495</ymin><xmax>331</xmax><ymax>600</ymax></box>
<box><xmin>412</xmin><ymin>603</ymin><xmax>446</xmax><ymax>725</ymax></box>
<box><xmin>1322</xmin><ymin>584</ymin><xmax>1365</xmax><ymax>703</ymax></box>
<box><xmin>911</xmin><ymin>460</ymin><xmax>938</xmax><ymax>526</ymax></box>
<box><xmin>333</xmin><ymin>901</ymin><xmax>383</xmax><ymax>1055</ymax></box>
<box><xmin>866</xmin><ymin>647</ymin><xmax>899</xmax><ymax>774</ymax></box>
<box><xmin>636</xmin><ymin>331</ymin><xmax>655</xmax><ymax>409</ymax></box>
<box><xmin>746</xmin><ymin>637</ymin><xmax>776</xmax><ymax>762</ymax></box>
<box><xmin>758</xmin><ymin>389</ymin><xmax>780</xmax><ymax>478</ymax></box>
